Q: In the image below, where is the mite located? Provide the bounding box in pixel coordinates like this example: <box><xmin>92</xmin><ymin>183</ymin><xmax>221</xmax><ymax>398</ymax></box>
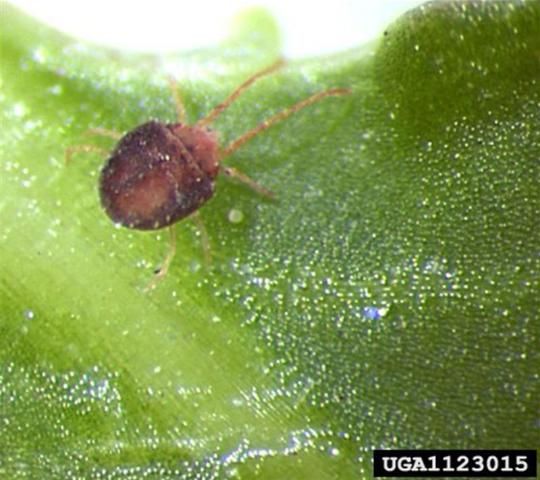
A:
<box><xmin>67</xmin><ymin>60</ymin><xmax>350</xmax><ymax>289</ymax></box>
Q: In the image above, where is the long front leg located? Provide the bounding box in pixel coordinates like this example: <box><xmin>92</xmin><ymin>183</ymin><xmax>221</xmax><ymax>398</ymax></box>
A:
<box><xmin>167</xmin><ymin>76</ymin><xmax>187</xmax><ymax>124</ymax></box>
<box><xmin>221</xmin><ymin>87</ymin><xmax>351</xmax><ymax>158</ymax></box>
<box><xmin>196</xmin><ymin>59</ymin><xmax>285</xmax><ymax>128</ymax></box>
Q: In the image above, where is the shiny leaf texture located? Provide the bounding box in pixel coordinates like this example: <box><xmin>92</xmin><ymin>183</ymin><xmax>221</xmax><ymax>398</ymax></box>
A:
<box><xmin>1</xmin><ymin>1</ymin><xmax>538</xmax><ymax>479</ymax></box>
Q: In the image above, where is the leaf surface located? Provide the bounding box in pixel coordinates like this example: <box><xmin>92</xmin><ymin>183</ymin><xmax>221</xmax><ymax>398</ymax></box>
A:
<box><xmin>1</xmin><ymin>2</ymin><xmax>538</xmax><ymax>478</ymax></box>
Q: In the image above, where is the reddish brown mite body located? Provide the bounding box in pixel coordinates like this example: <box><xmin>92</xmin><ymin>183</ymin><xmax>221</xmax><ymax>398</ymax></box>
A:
<box><xmin>100</xmin><ymin>121</ymin><xmax>219</xmax><ymax>230</ymax></box>
<box><xmin>68</xmin><ymin>60</ymin><xmax>350</xmax><ymax>289</ymax></box>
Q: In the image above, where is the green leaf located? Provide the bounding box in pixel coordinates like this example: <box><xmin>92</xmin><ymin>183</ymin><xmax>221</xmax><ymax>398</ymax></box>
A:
<box><xmin>1</xmin><ymin>1</ymin><xmax>538</xmax><ymax>478</ymax></box>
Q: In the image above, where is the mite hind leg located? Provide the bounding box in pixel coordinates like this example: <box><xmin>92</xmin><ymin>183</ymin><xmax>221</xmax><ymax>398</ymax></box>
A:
<box><xmin>144</xmin><ymin>227</ymin><xmax>177</xmax><ymax>292</ymax></box>
<box><xmin>65</xmin><ymin>128</ymin><xmax>122</xmax><ymax>164</ymax></box>
<box><xmin>221</xmin><ymin>166</ymin><xmax>275</xmax><ymax>199</ymax></box>
<box><xmin>64</xmin><ymin>145</ymin><xmax>110</xmax><ymax>164</ymax></box>
<box><xmin>143</xmin><ymin>212</ymin><xmax>211</xmax><ymax>292</ymax></box>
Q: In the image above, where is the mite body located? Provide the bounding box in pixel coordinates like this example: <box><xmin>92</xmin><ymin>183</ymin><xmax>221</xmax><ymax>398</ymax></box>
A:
<box><xmin>68</xmin><ymin>60</ymin><xmax>350</xmax><ymax>288</ymax></box>
<box><xmin>100</xmin><ymin>121</ymin><xmax>219</xmax><ymax>230</ymax></box>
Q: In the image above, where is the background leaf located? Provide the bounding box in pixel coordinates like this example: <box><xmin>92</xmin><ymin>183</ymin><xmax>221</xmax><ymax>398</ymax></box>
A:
<box><xmin>1</xmin><ymin>1</ymin><xmax>538</xmax><ymax>478</ymax></box>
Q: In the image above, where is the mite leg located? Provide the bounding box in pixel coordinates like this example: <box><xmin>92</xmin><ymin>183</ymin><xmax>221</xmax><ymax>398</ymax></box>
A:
<box><xmin>83</xmin><ymin>128</ymin><xmax>122</xmax><ymax>140</ymax></box>
<box><xmin>64</xmin><ymin>145</ymin><xmax>110</xmax><ymax>164</ymax></box>
<box><xmin>221</xmin><ymin>87</ymin><xmax>351</xmax><ymax>157</ymax></box>
<box><xmin>145</xmin><ymin>227</ymin><xmax>177</xmax><ymax>292</ymax></box>
<box><xmin>167</xmin><ymin>76</ymin><xmax>187</xmax><ymax>124</ymax></box>
<box><xmin>144</xmin><ymin>213</ymin><xmax>210</xmax><ymax>292</ymax></box>
<box><xmin>65</xmin><ymin>127</ymin><xmax>120</xmax><ymax>164</ymax></box>
<box><xmin>222</xmin><ymin>166</ymin><xmax>275</xmax><ymax>199</ymax></box>
<box><xmin>196</xmin><ymin>59</ymin><xmax>285</xmax><ymax>128</ymax></box>
<box><xmin>190</xmin><ymin>211</ymin><xmax>211</xmax><ymax>265</ymax></box>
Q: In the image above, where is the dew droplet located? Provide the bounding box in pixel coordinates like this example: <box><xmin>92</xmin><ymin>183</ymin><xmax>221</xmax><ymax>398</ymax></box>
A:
<box><xmin>228</xmin><ymin>208</ymin><xmax>244</xmax><ymax>224</ymax></box>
